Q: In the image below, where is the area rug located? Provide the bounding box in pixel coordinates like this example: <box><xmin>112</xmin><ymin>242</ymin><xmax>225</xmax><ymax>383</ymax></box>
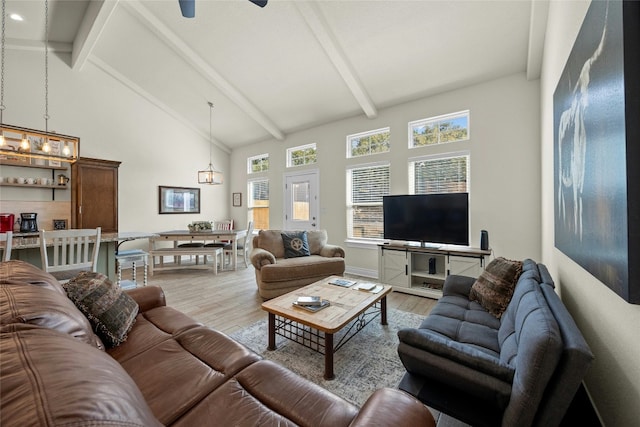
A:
<box><xmin>230</xmin><ymin>308</ymin><xmax>424</xmax><ymax>407</ymax></box>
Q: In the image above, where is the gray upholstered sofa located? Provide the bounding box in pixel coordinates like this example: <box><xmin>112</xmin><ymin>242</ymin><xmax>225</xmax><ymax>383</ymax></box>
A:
<box><xmin>397</xmin><ymin>259</ymin><xmax>594</xmax><ymax>427</ymax></box>
<box><xmin>250</xmin><ymin>229</ymin><xmax>345</xmax><ymax>299</ymax></box>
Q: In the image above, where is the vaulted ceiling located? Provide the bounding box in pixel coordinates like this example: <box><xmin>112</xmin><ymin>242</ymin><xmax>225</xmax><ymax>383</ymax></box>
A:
<box><xmin>4</xmin><ymin>0</ymin><xmax>548</xmax><ymax>153</ymax></box>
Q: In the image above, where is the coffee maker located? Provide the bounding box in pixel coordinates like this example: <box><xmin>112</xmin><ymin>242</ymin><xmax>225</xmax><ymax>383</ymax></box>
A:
<box><xmin>19</xmin><ymin>213</ymin><xmax>38</xmax><ymax>233</ymax></box>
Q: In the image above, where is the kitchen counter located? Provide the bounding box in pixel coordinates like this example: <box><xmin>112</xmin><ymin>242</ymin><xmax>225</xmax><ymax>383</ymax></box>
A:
<box><xmin>7</xmin><ymin>231</ymin><xmax>157</xmax><ymax>281</ymax></box>
<box><xmin>9</xmin><ymin>231</ymin><xmax>157</xmax><ymax>249</ymax></box>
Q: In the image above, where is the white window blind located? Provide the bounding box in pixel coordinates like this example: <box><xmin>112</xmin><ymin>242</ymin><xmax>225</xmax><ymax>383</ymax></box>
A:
<box><xmin>347</xmin><ymin>163</ymin><xmax>390</xmax><ymax>239</ymax></box>
<box><xmin>409</xmin><ymin>153</ymin><xmax>469</xmax><ymax>194</ymax></box>
<box><xmin>248</xmin><ymin>179</ymin><xmax>269</xmax><ymax>229</ymax></box>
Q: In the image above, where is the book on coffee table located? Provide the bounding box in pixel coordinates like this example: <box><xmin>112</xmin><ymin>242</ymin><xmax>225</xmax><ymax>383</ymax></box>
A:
<box><xmin>296</xmin><ymin>296</ymin><xmax>322</xmax><ymax>306</ymax></box>
<box><xmin>354</xmin><ymin>282</ymin><xmax>385</xmax><ymax>293</ymax></box>
<box><xmin>328</xmin><ymin>278</ymin><xmax>357</xmax><ymax>287</ymax></box>
<box><xmin>292</xmin><ymin>299</ymin><xmax>330</xmax><ymax>312</ymax></box>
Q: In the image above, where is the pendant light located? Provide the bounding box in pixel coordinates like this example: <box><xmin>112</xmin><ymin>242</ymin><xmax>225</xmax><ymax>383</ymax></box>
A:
<box><xmin>41</xmin><ymin>0</ymin><xmax>50</xmax><ymax>153</ymax></box>
<box><xmin>197</xmin><ymin>101</ymin><xmax>223</xmax><ymax>185</ymax></box>
<box><xmin>0</xmin><ymin>0</ymin><xmax>6</xmax><ymax>147</ymax></box>
<box><xmin>0</xmin><ymin>0</ymin><xmax>78</xmax><ymax>163</ymax></box>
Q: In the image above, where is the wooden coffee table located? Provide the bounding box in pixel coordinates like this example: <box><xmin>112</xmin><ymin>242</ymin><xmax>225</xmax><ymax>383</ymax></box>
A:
<box><xmin>261</xmin><ymin>276</ymin><xmax>392</xmax><ymax>380</ymax></box>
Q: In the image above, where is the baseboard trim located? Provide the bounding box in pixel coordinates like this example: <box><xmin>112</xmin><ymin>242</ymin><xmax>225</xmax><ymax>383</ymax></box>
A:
<box><xmin>345</xmin><ymin>266</ymin><xmax>378</xmax><ymax>279</ymax></box>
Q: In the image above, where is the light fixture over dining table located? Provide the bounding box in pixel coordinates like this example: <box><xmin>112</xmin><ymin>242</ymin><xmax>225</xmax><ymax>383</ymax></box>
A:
<box><xmin>198</xmin><ymin>101</ymin><xmax>223</xmax><ymax>185</ymax></box>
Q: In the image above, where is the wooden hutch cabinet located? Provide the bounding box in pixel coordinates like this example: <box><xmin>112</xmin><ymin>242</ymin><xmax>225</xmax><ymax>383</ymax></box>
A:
<box><xmin>71</xmin><ymin>157</ymin><xmax>121</xmax><ymax>232</ymax></box>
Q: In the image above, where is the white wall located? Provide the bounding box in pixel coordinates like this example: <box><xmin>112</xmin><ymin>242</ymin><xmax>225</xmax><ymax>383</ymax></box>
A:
<box><xmin>231</xmin><ymin>72</ymin><xmax>541</xmax><ymax>275</ymax></box>
<box><xmin>2</xmin><ymin>49</ymin><xmax>230</xmax><ymax>246</ymax></box>
<box><xmin>541</xmin><ymin>1</ymin><xmax>640</xmax><ymax>425</ymax></box>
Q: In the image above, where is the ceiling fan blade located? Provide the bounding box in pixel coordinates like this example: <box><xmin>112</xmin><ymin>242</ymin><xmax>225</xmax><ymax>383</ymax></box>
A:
<box><xmin>179</xmin><ymin>0</ymin><xmax>195</xmax><ymax>18</ymax></box>
<box><xmin>248</xmin><ymin>0</ymin><xmax>268</xmax><ymax>7</ymax></box>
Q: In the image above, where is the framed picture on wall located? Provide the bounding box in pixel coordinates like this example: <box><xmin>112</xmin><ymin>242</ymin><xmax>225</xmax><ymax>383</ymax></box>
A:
<box><xmin>233</xmin><ymin>192</ymin><xmax>242</xmax><ymax>207</ymax></box>
<box><xmin>159</xmin><ymin>186</ymin><xmax>201</xmax><ymax>214</ymax></box>
<box><xmin>553</xmin><ymin>0</ymin><xmax>640</xmax><ymax>304</ymax></box>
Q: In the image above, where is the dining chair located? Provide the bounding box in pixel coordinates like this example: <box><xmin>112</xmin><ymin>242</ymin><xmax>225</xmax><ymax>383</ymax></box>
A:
<box><xmin>1</xmin><ymin>231</ymin><xmax>12</xmax><ymax>262</ymax></box>
<box><xmin>214</xmin><ymin>219</ymin><xmax>234</xmax><ymax>231</ymax></box>
<box><xmin>39</xmin><ymin>227</ymin><xmax>101</xmax><ymax>283</ymax></box>
<box><xmin>223</xmin><ymin>221</ymin><xmax>254</xmax><ymax>268</ymax></box>
<box><xmin>204</xmin><ymin>219</ymin><xmax>235</xmax><ymax>248</ymax></box>
<box><xmin>203</xmin><ymin>219</ymin><xmax>234</xmax><ymax>268</ymax></box>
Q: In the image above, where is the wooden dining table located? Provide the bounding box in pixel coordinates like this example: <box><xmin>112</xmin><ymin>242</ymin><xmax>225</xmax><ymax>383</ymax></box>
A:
<box><xmin>153</xmin><ymin>229</ymin><xmax>247</xmax><ymax>271</ymax></box>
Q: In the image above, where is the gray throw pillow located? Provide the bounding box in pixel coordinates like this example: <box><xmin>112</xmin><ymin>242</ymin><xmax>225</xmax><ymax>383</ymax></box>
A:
<box><xmin>63</xmin><ymin>271</ymin><xmax>138</xmax><ymax>348</ymax></box>
<box><xmin>281</xmin><ymin>231</ymin><xmax>311</xmax><ymax>258</ymax></box>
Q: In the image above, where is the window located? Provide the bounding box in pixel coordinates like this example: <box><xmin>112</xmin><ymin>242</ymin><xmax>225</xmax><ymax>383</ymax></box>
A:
<box><xmin>287</xmin><ymin>143</ymin><xmax>317</xmax><ymax>167</ymax></box>
<box><xmin>409</xmin><ymin>111</ymin><xmax>469</xmax><ymax>148</ymax></box>
<box><xmin>347</xmin><ymin>127</ymin><xmax>390</xmax><ymax>158</ymax></box>
<box><xmin>409</xmin><ymin>152</ymin><xmax>469</xmax><ymax>194</ymax></box>
<box><xmin>248</xmin><ymin>153</ymin><xmax>269</xmax><ymax>174</ymax></box>
<box><xmin>346</xmin><ymin>162</ymin><xmax>390</xmax><ymax>239</ymax></box>
<box><xmin>248</xmin><ymin>179</ymin><xmax>269</xmax><ymax>230</ymax></box>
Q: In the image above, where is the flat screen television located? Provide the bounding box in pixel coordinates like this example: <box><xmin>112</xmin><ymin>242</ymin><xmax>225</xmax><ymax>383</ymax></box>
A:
<box><xmin>383</xmin><ymin>193</ymin><xmax>469</xmax><ymax>246</ymax></box>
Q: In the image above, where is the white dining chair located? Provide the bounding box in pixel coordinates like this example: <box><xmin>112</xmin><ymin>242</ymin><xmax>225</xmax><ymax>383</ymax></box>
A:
<box><xmin>1</xmin><ymin>231</ymin><xmax>12</xmax><ymax>262</ymax></box>
<box><xmin>39</xmin><ymin>227</ymin><xmax>101</xmax><ymax>283</ymax></box>
<box><xmin>223</xmin><ymin>221</ymin><xmax>254</xmax><ymax>268</ymax></box>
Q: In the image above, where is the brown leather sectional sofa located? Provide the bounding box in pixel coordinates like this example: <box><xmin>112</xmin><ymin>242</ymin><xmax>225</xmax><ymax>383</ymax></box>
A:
<box><xmin>0</xmin><ymin>260</ymin><xmax>435</xmax><ymax>426</ymax></box>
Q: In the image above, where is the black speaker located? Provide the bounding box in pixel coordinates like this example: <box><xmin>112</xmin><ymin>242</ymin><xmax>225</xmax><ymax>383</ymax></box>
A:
<box><xmin>480</xmin><ymin>230</ymin><xmax>489</xmax><ymax>250</ymax></box>
<box><xmin>428</xmin><ymin>258</ymin><xmax>436</xmax><ymax>274</ymax></box>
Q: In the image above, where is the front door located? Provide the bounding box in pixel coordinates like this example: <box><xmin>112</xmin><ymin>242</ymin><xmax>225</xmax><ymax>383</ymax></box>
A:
<box><xmin>284</xmin><ymin>170</ymin><xmax>319</xmax><ymax>230</ymax></box>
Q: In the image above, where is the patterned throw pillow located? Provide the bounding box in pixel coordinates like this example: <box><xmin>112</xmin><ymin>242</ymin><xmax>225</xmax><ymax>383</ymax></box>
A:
<box><xmin>281</xmin><ymin>231</ymin><xmax>311</xmax><ymax>258</ymax></box>
<box><xmin>470</xmin><ymin>257</ymin><xmax>523</xmax><ymax>319</ymax></box>
<box><xmin>63</xmin><ymin>271</ymin><xmax>138</xmax><ymax>348</ymax></box>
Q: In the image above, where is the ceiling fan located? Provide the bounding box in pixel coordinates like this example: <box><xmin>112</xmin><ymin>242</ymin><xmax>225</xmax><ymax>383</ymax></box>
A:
<box><xmin>179</xmin><ymin>0</ymin><xmax>268</xmax><ymax>18</ymax></box>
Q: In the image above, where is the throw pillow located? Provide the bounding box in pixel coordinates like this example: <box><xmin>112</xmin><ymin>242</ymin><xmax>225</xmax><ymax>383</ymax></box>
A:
<box><xmin>281</xmin><ymin>231</ymin><xmax>311</xmax><ymax>258</ymax></box>
<box><xmin>470</xmin><ymin>257</ymin><xmax>523</xmax><ymax>319</ymax></box>
<box><xmin>63</xmin><ymin>271</ymin><xmax>138</xmax><ymax>348</ymax></box>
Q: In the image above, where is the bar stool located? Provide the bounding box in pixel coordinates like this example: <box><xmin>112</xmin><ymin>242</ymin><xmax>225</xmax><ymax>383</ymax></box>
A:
<box><xmin>115</xmin><ymin>249</ymin><xmax>149</xmax><ymax>289</ymax></box>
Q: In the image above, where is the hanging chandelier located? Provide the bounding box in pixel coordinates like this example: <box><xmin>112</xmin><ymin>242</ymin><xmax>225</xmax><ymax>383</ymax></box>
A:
<box><xmin>0</xmin><ymin>0</ymin><xmax>78</xmax><ymax>164</ymax></box>
<box><xmin>0</xmin><ymin>0</ymin><xmax>7</xmax><ymax>148</ymax></box>
<box><xmin>198</xmin><ymin>101</ymin><xmax>223</xmax><ymax>185</ymax></box>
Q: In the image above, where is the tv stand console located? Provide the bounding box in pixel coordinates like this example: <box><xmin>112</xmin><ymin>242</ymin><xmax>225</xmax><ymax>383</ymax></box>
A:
<box><xmin>378</xmin><ymin>243</ymin><xmax>491</xmax><ymax>299</ymax></box>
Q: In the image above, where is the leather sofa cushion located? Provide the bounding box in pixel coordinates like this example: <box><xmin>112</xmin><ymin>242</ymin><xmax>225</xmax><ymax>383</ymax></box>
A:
<box><xmin>1</xmin><ymin>274</ymin><xmax>104</xmax><ymax>350</ymax></box>
<box><xmin>398</xmin><ymin>328</ymin><xmax>513</xmax><ymax>382</ymax></box>
<box><xmin>117</xmin><ymin>325</ymin><xmax>261</xmax><ymax>425</ymax></box>
<box><xmin>0</xmin><ymin>260</ymin><xmax>66</xmax><ymax>294</ymax></box>
<box><xmin>497</xmin><ymin>276</ymin><xmax>563</xmax><ymax>426</ymax></box>
<box><xmin>259</xmin><ymin>255</ymin><xmax>345</xmax><ymax>282</ymax></box>
<box><xmin>0</xmin><ymin>325</ymin><xmax>161</xmax><ymax>427</ymax></box>
<box><xmin>106</xmin><ymin>305</ymin><xmax>200</xmax><ymax>363</ymax></box>
<box><xmin>172</xmin><ymin>360</ymin><xmax>359</xmax><ymax>427</ymax></box>
<box><xmin>421</xmin><ymin>293</ymin><xmax>501</xmax><ymax>355</ymax></box>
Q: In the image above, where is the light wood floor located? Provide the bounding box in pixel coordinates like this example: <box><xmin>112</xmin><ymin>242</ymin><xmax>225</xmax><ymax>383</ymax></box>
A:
<box><xmin>142</xmin><ymin>262</ymin><xmax>437</xmax><ymax>336</ymax></box>
<box><xmin>141</xmin><ymin>263</ymin><xmax>462</xmax><ymax>427</ymax></box>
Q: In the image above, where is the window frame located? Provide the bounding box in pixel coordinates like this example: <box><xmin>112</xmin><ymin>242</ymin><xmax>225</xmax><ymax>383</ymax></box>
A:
<box><xmin>408</xmin><ymin>110</ymin><xmax>470</xmax><ymax>148</ymax></box>
<box><xmin>286</xmin><ymin>143</ymin><xmax>317</xmax><ymax>168</ymax></box>
<box><xmin>346</xmin><ymin>127</ymin><xmax>391</xmax><ymax>159</ymax></box>
<box><xmin>247</xmin><ymin>153</ymin><xmax>270</xmax><ymax>174</ymax></box>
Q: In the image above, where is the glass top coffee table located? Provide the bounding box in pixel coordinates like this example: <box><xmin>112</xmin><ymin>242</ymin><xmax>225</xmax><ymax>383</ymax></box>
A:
<box><xmin>261</xmin><ymin>276</ymin><xmax>392</xmax><ymax>380</ymax></box>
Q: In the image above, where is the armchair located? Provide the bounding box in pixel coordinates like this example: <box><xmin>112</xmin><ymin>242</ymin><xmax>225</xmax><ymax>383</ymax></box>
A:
<box><xmin>250</xmin><ymin>229</ymin><xmax>345</xmax><ymax>299</ymax></box>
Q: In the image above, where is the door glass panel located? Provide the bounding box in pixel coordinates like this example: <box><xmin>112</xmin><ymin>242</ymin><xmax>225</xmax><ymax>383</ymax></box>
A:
<box><xmin>292</xmin><ymin>182</ymin><xmax>310</xmax><ymax>221</ymax></box>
